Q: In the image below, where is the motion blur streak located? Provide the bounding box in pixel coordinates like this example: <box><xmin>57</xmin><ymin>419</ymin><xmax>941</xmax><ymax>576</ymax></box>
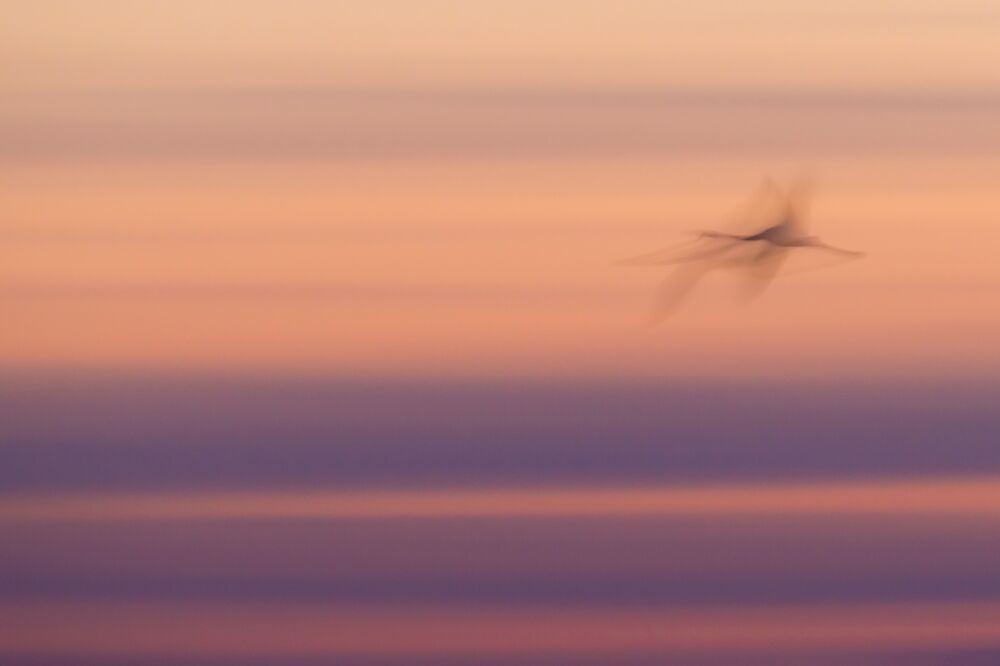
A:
<box><xmin>5</xmin><ymin>477</ymin><xmax>1000</xmax><ymax>522</ymax></box>
<box><xmin>5</xmin><ymin>602</ymin><xmax>1000</xmax><ymax>657</ymax></box>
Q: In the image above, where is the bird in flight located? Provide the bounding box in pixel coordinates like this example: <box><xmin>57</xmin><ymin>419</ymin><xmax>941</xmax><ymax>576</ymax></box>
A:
<box><xmin>618</xmin><ymin>179</ymin><xmax>864</xmax><ymax>323</ymax></box>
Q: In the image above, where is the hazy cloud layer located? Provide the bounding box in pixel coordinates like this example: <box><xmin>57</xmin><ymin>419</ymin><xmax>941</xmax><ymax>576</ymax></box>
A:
<box><xmin>4</xmin><ymin>88</ymin><xmax>999</xmax><ymax>163</ymax></box>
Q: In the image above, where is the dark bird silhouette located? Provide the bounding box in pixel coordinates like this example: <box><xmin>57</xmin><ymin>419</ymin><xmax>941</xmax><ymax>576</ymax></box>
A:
<box><xmin>618</xmin><ymin>180</ymin><xmax>864</xmax><ymax>323</ymax></box>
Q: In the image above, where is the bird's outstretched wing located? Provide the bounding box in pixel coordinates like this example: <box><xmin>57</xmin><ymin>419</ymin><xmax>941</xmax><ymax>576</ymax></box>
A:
<box><xmin>616</xmin><ymin>236</ymin><xmax>742</xmax><ymax>266</ymax></box>
<box><xmin>728</xmin><ymin>178</ymin><xmax>787</xmax><ymax>236</ymax></box>
<box><xmin>646</xmin><ymin>262</ymin><xmax>710</xmax><ymax>324</ymax></box>
<box><xmin>777</xmin><ymin>179</ymin><xmax>814</xmax><ymax>238</ymax></box>
<box><xmin>738</xmin><ymin>244</ymin><xmax>789</xmax><ymax>301</ymax></box>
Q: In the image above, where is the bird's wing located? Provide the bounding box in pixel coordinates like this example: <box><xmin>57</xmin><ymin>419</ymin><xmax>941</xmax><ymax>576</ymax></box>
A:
<box><xmin>738</xmin><ymin>244</ymin><xmax>789</xmax><ymax>300</ymax></box>
<box><xmin>646</xmin><ymin>262</ymin><xmax>710</xmax><ymax>324</ymax></box>
<box><xmin>782</xmin><ymin>178</ymin><xmax>815</xmax><ymax>236</ymax></box>
<box><xmin>616</xmin><ymin>236</ymin><xmax>743</xmax><ymax>266</ymax></box>
<box><xmin>713</xmin><ymin>178</ymin><xmax>787</xmax><ymax>237</ymax></box>
<box><xmin>621</xmin><ymin>178</ymin><xmax>789</xmax><ymax>268</ymax></box>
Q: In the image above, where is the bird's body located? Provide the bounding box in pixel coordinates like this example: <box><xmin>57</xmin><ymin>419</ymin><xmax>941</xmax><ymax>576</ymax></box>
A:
<box><xmin>744</xmin><ymin>221</ymin><xmax>804</xmax><ymax>245</ymax></box>
<box><xmin>702</xmin><ymin>221</ymin><xmax>861</xmax><ymax>254</ymax></box>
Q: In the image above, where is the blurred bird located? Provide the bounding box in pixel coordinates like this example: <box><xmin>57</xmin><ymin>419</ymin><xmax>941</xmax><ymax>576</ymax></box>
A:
<box><xmin>618</xmin><ymin>179</ymin><xmax>864</xmax><ymax>323</ymax></box>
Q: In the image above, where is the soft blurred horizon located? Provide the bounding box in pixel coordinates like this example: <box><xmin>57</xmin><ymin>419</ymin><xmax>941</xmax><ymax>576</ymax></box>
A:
<box><xmin>3</xmin><ymin>1</ymin><xmax>1000</xmax><ymax>663</ymax></box>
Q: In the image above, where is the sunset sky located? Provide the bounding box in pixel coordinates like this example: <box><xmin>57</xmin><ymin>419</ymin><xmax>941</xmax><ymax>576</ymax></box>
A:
<box><xmin>3</xmin><ymin>1</ymin><xmax>1000</xmax><ymax>663</ymax></box>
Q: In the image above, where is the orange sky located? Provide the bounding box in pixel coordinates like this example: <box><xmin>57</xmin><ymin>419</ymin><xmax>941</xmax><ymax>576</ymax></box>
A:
<box><xmin>4</xmin><ymin>1</ymin><xmax>1000</xmax><ymax>381</ymax></box>
<box><xmin>2</xmin><ymin>154</ymin><xmax>999</xmax><ymax>380</ymax></box>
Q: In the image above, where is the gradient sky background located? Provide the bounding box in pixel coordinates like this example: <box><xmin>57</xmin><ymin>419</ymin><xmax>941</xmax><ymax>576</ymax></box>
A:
<box><xmin>3</xmin><ymin>1</ymin><xmax>1000</xmax><ymax>663</ymax></box>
